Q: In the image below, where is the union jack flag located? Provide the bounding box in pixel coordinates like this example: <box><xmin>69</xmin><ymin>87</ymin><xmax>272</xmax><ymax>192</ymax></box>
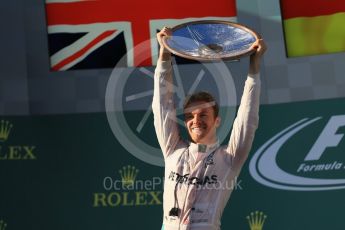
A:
<box><xmin>45</xmin><ymin>0</ymin><xmax>237</xmax><ymax>71</ymax></box>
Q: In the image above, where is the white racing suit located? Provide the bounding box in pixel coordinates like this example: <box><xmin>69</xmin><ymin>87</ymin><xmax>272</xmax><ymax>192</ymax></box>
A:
<box><xmin>152</xmin><ymin>60</ymin><xmax>261</xmax><ymax>230</ymax></box>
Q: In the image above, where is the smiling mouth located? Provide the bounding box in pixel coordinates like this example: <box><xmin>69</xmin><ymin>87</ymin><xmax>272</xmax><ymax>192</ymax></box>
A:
<box><xmin>191</xmin><ymin>127</ymin><xmax>205</xmax><ymax>135</ymax></box>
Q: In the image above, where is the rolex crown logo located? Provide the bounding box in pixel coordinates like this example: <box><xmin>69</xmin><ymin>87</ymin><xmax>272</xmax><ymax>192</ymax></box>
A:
<box><xmin>247</xmin><ymin>211</ymin><xmax>267</xmax><ymax>230</ymax></box>
<box><xmin>119</xmin><ymin>165</ymin><xmax>139</xmax><ymax>188</ymax></box>
<box><xmin>0</xmin><ymin>219</ymin><xmax>7</xmax><ymax>230</ymax></box>
<box><xmin>0</xmin><ymin>120</ymin><xmax>13</xmax><ymax>142</ymax></box>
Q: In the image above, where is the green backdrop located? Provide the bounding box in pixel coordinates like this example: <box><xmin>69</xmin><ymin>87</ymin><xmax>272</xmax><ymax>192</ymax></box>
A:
<box><xmin>1</xmin><ymin>97</ymin><xmax>345</xmax><ymax>229</ymax></box>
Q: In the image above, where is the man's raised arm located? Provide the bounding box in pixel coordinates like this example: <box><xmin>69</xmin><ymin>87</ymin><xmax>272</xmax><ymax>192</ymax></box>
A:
<box><xmin>152</xmin><ymin>27</ymin><xmax>180</xmax><ymax>158</ymax></box>
<box><xmin>227</xmin><ymin>39</ymin><xmax>267</xmax><ymax>169</ymax></box>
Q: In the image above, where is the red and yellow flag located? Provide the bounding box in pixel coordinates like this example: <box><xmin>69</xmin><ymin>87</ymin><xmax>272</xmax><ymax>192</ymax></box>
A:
<box><xmin>281</xmin><ymin>0</ymin><xmax>345</xmax><ymax>57</ymax></box>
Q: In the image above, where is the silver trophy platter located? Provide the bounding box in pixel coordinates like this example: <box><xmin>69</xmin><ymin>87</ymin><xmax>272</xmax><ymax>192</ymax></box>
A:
<box><xmin>162</xmin><ymin>20</ymin><xmax>260</xmax><ymax>61</ymax></box>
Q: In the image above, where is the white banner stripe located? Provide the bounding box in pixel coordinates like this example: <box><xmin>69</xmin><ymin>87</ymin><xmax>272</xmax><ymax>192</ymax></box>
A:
<box><xmin>46</xmin><ymin>0</ymin><xmax>95</xmax><ymax>3</ymax></box>
<box><xmin>47</xmin><ymin>22</ymin><xmax>130</xmax><ymax>34</ymax></box>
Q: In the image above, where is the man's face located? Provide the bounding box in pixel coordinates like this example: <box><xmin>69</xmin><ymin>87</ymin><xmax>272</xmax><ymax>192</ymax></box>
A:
<box><xmin>184</xmin><ymin>101</ymin><xmax>220</xmax><ymax>144</ymax></box>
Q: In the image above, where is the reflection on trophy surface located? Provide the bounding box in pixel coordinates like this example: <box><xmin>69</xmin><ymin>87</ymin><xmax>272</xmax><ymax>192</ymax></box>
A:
<box><xmin>198</xmin><ymin>44</ymin><xmax>223</xmax><ymax>57</ymax></box>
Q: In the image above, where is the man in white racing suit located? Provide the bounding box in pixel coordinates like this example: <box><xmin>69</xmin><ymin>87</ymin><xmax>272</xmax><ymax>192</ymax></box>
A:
<box><xmin>152</xmin><ymin>27</ymin><xmax>267</xmax><ymax>230</ymax></box>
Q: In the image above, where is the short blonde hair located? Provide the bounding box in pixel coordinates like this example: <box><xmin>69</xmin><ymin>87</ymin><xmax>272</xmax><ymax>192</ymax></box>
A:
<box><xmin>183</xmin><ymin>91</ymin><xmax>219</xmax><ymax>117</ymax></box>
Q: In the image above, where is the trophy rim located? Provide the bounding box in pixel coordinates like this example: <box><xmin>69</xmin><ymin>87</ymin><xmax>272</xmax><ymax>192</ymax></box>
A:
<box><xmin>162</xmin><ymin>20</ymin><xmax>261</xmax><ymax>62</ymax></box>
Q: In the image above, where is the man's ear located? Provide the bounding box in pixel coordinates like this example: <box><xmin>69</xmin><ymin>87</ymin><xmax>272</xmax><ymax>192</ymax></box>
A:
<box><xmin>215</xmin><ymin>116</ymin><xmax>221</xmax><ymax>128</ymax></box>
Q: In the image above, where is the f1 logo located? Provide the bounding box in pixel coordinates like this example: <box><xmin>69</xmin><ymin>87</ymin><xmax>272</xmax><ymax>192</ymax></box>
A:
<box><xmin>305</xmin><ymin>115</ymin><xmax>345</xmax><ymax>161</ymax></box>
